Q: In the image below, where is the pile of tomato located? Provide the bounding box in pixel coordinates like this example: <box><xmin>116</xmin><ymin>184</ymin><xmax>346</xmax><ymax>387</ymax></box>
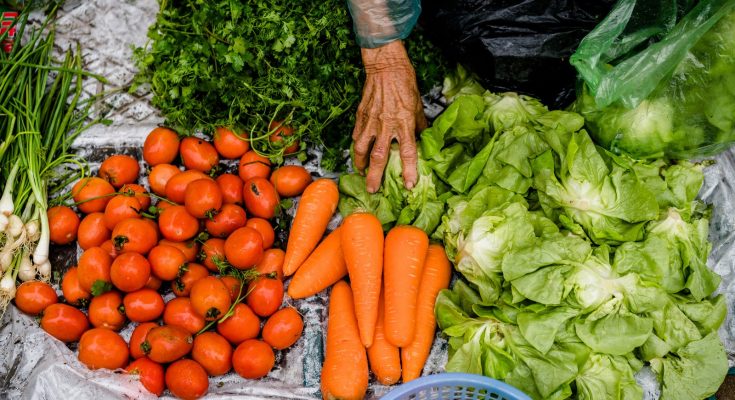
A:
<box><xmin>17</xmin><ymin>125</ymin><xmax>314</xmax><ymax>399</ymax></box>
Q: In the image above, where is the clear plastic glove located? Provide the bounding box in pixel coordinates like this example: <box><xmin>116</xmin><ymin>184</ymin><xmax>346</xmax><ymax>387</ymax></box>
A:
<box><xmin>352</xmin><ymin>40</ymin><xmax>428</xmax><ymax>193</ymax></box>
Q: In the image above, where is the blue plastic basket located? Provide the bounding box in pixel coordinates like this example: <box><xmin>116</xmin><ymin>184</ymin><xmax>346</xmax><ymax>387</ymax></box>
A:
<box><xmin>380</xmin><ymin>373</ymin><xmax>531</xmax><ymax>400</ymax></box>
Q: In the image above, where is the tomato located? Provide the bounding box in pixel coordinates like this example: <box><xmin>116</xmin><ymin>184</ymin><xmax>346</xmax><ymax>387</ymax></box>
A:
<box><xmin>112</xmin><ymin>218</ymin><xmax>158</xmax><ymax>255</ymax></box>
<box><xmin>243</xmin><ymin>178</ymin><xmax>279</xmax><ymax>219</ymax></box>
<box><xmin>40</xmin><ymin>303</ymin><xmax>89</xmax><ymax>342</ymax></box>
<box><xmin>262</xmin><ymin>307</ymin><xmax>304</xmax><ymax>350</ymax></box>
<box><xmin>205</xmin><ymin>204</ymin><xmax>246</xmax><ymax>238</ymax></box>
<box><xmin>238</xmin><ymin>151</ymin><xmax>271</xmax><ymax>182</ymax></box>
<box><xmin>254</xmin><ymin>248</ymin><xmax>284</xmax><ymax>280</ymax></box>
<box><xmin>192</xmin><ymin>332</ymin><xmax>232</xmax><ymax>376</ymax></box>
<box><xmin>72</xmin><ymin>177</ymin><xmax>116</xmax><ymax>214</ymax></box>
<box><xmin>269</xmin><ymin>165</ymin><xmax>312</xmax><ymax>197</ymax></box>
<box><xmin>78</xmin><ymin>328</ymin><xmax>129</xmax><ymax>370</ymax></box>
<box><xmin>224</xmin><ymin>227</ymin><xmax>263</xmax><ymax>269</ymax></box>
<box><xmin>100</xmin><ymin>239</ymin><xmax>119</xmax><ymax>259</ymax></box>
<box><xmin>119</xmin><ymin>183</ymin><xmax>151</xmax><ymax>210</ymax></box>
<box><xmin>180</xmin><ymin>137</ymin><xmax>219</xmax><ymax>173</ymax></box>
<box><xmin>143</xmin><ymin>325</ymin><xmax>194</xmax><ymax>363</ymax></box>
<box><xmin>199</xmin><ymin>238</ymin><xmax>226</xmax><ymax>272</ymax></box>
<box><xmin>164</xmin><ymin>170</ymin><xmax>210</xmax><ymax>204</ymax></box>
<box><xmin>77</xmin><ymin>212</ymin><xmax>111</xmax><ymax>250</ymax></box>
<box><xmin>129</xmin><ymin>322</ymin><xmax>158</xmax><ymax>359</ymax></box>
<box><xmin>126</xmin><ymin>357</ymin><xmax>165</xmax><ymax>396</ymax></box>
<box><xmin>77</xmin><ymin>247</ymin><xmax>113</xmax><ymax>294</ymax></box>
<box><xmin>213</xmin><ymin>127</ymin><xmax>249</xmax><ymax>159</ymax></box>
<box><xmin>215</xmin><ymin>173</ymin><xmax>244</xmax><ymax>205</ymax></box>
<box><xmin>246</xmin><ymin>278</ymin><xmax>284</xmax><ymax>317</ymax></box>
<box><xmin>47</xmin><ymin>205</ymin><xmax>80</xmax><ymax>245</ymax></box>
<box><xmin>148</xmin><ymin>164</ymin><xmax>181</xmax><ymax>197</ymax></box>
<box><xmin>144</xmin><ymin>275</ymin><xmax>162</xmax><ymax>290</ymax></box>
<box><xmin>103</xmin><ymin>195</ymin><xmax>142</xmax><ymax>231</ymax></box>
<box><xmin>61</xmin><ymin>267</ymin><xmax>91</xmax><ymax>307</ymax></box>
<box><xmin>163</xmin><ymin>297</ymin><xmax>206</xmax><ymax>334</ymax></box>
<box><xmin>216</xmin><ymin>303</ymin><xmax>260</xmax><ymax>344</ymax></box>
<box><xmin>158</xmin><ymin>205</ymin><xmax>199</xmax><ymax>242</ymax></box>
<box><xmin>220</xmin><ymin>275</ymin><xmax>242</xmax><ymax>303</ymax></box>
<box><xmin>232</xmin><ymin>339</ymin><xmax>275</xmax><ymax>379</ymax></box>
<box><xmin>190</xmin><ymin>277</ymin><xmax>232</xmax><ymax>321</ymax></box>
<box><xmin>88</xmin><ymin>291</ymin><xmax>126</xmax><ymax>331</ymax></box>
<box><xmin>124</xmin><ymin>289</ymin><xmax>165</xmax><ymax>323</ymax></box>
<box><xmin>172</xmin><ymin>263</ymin><xmax>209</xmax><ymax>297</ymax></box>
<box><xmin>185</xmin><ymin>179</ymin><xmax>223</xmax><ymax>218</ymax></box>
<box><xmin>246</xmin><ymin>218</ymin><xmax>275</xmax><ymax>249</ymax></box>
<box><xmin>99</xmin><ymin>155</ymin><xmax>140</xmax><ymax>189</ymax></box>
<box><xmin>147</xmin><ymin>244</ymin><xmax>187</xmax><ymax>281</ymax></box>
<box><xmin>159</xmin><ymin>239</ymin><xmax>199</xmax><ymax>263</ymax></box>
<box><xmin>143</xmin><ymin>126</ymin><xmax>180</xmax><ymax>166</ymax></box>
<box><xmin>110</xmin><ymin>253</ymin><xmax>151</xmax><ymax>293</ymax></box>
<box><xmin>268</xmin><ymin>121</ymin><xmax>299</xmax><ymax>155</ymax></box>
<box><xmin>156</xmin><ymin>201</ymin><xmax>175</xmax><ymax>212</ymax></box>
<box><xmin>165</xmin><ymin>359</ymin><xmax>209</xmax><ymax>400</ymax></box>
<box><xmin>14</xmin><ymin>281</ymin><xmax>58</xmax><ymax>315</ymax></box>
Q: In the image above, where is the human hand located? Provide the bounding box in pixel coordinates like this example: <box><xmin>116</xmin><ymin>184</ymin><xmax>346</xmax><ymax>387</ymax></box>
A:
<box><xmin>352</xmin><ymin>40</ymin><xmax>427</xmax><ymax>193</ymax></box>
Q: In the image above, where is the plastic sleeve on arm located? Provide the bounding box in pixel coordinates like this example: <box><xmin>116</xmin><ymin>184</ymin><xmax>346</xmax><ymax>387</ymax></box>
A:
<box><xmin>346</xmin><ymin>0</ymin><xmax>421</xmax><ymax>48</ymax></box>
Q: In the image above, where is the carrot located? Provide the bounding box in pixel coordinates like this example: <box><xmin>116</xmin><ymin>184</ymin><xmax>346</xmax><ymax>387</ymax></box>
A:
<box><xmin>367</xmin><ymin>290</ymin><xmax>401</xmax><ymax>385</ymax></box>
<box><xmin>401</xmin><ymin>244</ymin><xmax>452</xmax><ymax>382</ymax></box>
<box><xmin>383</xmin><ymin>225</ymin><xmax>429</xmax><ymax>347</ymax></box>
<box><xmin>283</xmin><ymin>179</ymin><xmax>339</xmax><ymax>277</ymax></box>
<box><xmin>287</xmin><ymin>228</ymin><xmax>347</xmax><ymax>299</ymax></box>
<box><xmin>340</xmin><ymin>212</ymin><xmax>384</xmax><ymax>347</ymax></box>
<box><xmin>321</xmin><ymin>281</ymin><xmax>368</xmax><ymax>400</ymax></box>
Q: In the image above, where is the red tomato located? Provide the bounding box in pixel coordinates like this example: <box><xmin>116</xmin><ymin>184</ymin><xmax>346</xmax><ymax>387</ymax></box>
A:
<box><xmin>47</xmin><ymin>205</ymin><xmax>80</xmax><ymax>245</ymax></box>
<box><xmin>103</xmin><ymin>195</ymin><xmax>142</xmax><ymax>231</ymax></box>
<box><xmin>14</xmin><ymin>281</ymin><xmax>58</xmax><ymax>316</ymax></box>
<box><xmin>158</xmin><ymin>205</ymin><xmax>199</xmax><ymax>242</ymax></box>
<box><xmin>172</xmin><ymin>263</ymin><xmax>209</xmax><ymax>297</ymax></box>
<box><xmin>164</xmin><ymin>170</ymin><xmax>210</xmax><ymax>204</ymax></box>
<box><xmin>254</xmin><ymin>248</ymin><xmax>284</xmax><ymax>280</ymax></box>
<box><xmin>224</xmin><ymin>227</ymin><xmax>263</xmax><ymax>269</ymax></box>
<box><xmin>100</xmin><ymin>239</ymin><xmax>119</xmax><ymax>259</ymax></box>
<box><xmin>238</xmin><ymin>151</ymin><xmax>271</xmax><ymax>182</ymax></box>
<box><xmin>216</xmin><ymin>303</ymin><xmax>260</xmax><ymax>345</ymax></box>
<box><xmin>148</xmin><ymin>244</ymin><xmax>188</xmax><ymax>281</ymax></box>
<box><xmin>180</xmin><ymin>137</ymin><xmax>219</xmax><ymax>173</ymax></box>
<box><xmin>163</xmin><ymin>297</ymin><xmax>206</xmax><ymax>334</ymax></box>
<box><xmin>185</xmin><ymin>179</ymin><xmax>223</xmax><ymax>218</ymax></box>
<box><xmin>72</xmin><ymin>177</ymin><xmax>116</xmax><ymax>214</ymax></box>
<box><xmin>77</xmin><ymin>212</ymin><xmax>111</xmax><ymax>250</ymax></box>
<box><xmin>88</xmin><ymin>291</ymin><xmax>126</xmax><ymax>331</ymax></box>
<box><xmin>165</xmin><ymin>359</ymin><xmax>209</xmax><ymax>400</ymax></box>
<box><xmin>119</xmin><ymin>183</ymin><xmax>151</xmax><ymax>210</ymax></box>
<box><xmin>126</xmin><ymin>357</ymin><xmax>165</xmax><ymax>396</ymax></box>
<box><xmin>40</xmin><ymin>303</ymin><xmax>89</xmax><ymax>342</ymax></box>
<box><xmin>213</xmin><ymin>127</ymin><xmax>249</xmax><ymax>159</ymax></box>
<box><xmin>262</xmin><ymin>307</ymin><xmax>304</xmax><ymax>349</ymax></box>
<box><xmin>99</xmin><ymin>155</ymin><xmax>140</xmax><ymax>189</ymax></box>
<box><xmin>269</xmin><ymin>165</ymin><xmax>312</xmax><ymax>197</ymax></box>
<box><xmin>148</xmin><ymin>164</ymin><xmax>181</xmax><ymax>197</ymax></box>
<box><xmin>243</xmin><ymin>178</ymin><xmax>279</xmax><ymax>219</ymax></box>
<box><xmin>268</xmin><ymin>121</ymin><xmax>299</xmax><ymax>155</ymax></box>
<box><xmin>246</xmin><ymin>278</ymin><xmax>284</xmax><ymax>317</ymax></box>
<box><xmin>110</xmin><ymin>252</ymin><xmax>151</xmax><ymax>293</ymax></box>
<box><xmin>192</xmin><ymin>332</ymin><xmax>232</xmax><ymax>376</ymax></box>
<box><xmin>220</xmin><ymin>275</ymin><xmax>242</xmax><ymax>303</ymax></box>
<box><xmin>78</xmin><ymin>328</ymin><xmax>129</xmax><ymax>370</ymax></box>
<box><xmin>232</xmin><ymin>339</ymin><xmax>275</xmax><ymax>379</ymax></box>
<box><xmin>61</xmin><ymin>267</ymin><xmax>91</xmax><ymax>307</ymax></box>
<box><xmin>159</xmin><ymin>239</ymin><xmax>199</xmax><ymax>262</ymax></box>
<box><xmin>124</xmin><ymin>289</ymin><xmax>165</xmax><ymax>323</ymax></box>
<box><xmin>129</xmin><ymin>322</ymin><xmax>158</xmax><ymax>359</ymax></box>
<box><xmin>144</xmin><ymin>275</ymin><xmax>162</xmax><ymax>291</ymax></box>
<box><xmin>215</xmin><ymin>173</ymin><xmax>244</xmax><ymax>205</ymax></box>
<box><xmin>199</xmin><ymin>238</ymin><xmax>226</xmax><ymax>272</ymax></box>
<box><xmin>245</xmin><ymin>218</ymin><xmax>275</xmax><ymax>249</ymax></box>
<box><xmin>143</xmin><ymin>325</ymin><xmax>194</xmax><ymax>364</ymax></box>
<box><xmin>143</xmin><ymin>127</ymin><xmax>180</xmax><ymax>166</ymax></box>
<box><xmin>205</xmin><ymin>204</ymin><xmax>246</xmax><ymax>238</ymax></box>
<box><xmin>77</xmin><ymin>247</ymin><xmax>113</xmax><ymax>294</ymax></box>
<box><xmin>112</xmin><ymin>218</ymin><xmax>158</xmax><ymax>255</ymax></box>
<box><xmin>190</xmin><ymin>277</ymin><xmax>232</xmax><ymax>321</ymax></box>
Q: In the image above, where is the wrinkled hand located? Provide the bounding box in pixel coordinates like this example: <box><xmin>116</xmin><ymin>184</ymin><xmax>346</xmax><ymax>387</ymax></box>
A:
<box><xmin>353</xmin><ymin>40</ymin><xmax>427</xmax><ymax>193</ymax></box>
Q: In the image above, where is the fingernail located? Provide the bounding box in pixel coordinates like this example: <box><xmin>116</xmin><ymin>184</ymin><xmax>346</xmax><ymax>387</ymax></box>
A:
<box><xmin>405</xmin><ymin>180</ymin><xmax>415</xmax><ymax>190</ymax></box>
<box><xmin>367</xmin><ymin>184</ymin><xmax>377</xmax><ymax>193</ymax></box>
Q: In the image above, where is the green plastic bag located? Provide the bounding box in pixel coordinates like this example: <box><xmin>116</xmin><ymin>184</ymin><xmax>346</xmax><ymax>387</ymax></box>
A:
<box><xmin>571</xmin><ymin>0</ymin><xmax>735</xmax><ymax>159</ymax></box>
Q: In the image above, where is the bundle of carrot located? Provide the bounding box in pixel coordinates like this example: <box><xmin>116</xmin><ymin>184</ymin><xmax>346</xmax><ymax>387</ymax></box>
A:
<box><xmin>283</xmin><ymin>188</ymin><xmax>452</xmax><ymax>399</ymax></box>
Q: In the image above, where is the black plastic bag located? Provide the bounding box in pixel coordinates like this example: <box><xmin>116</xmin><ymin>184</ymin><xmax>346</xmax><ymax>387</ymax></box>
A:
<box><xmin>420</xmin><ymin>0</ymin><xmax>617</xmax><ymax>108</ymax></box>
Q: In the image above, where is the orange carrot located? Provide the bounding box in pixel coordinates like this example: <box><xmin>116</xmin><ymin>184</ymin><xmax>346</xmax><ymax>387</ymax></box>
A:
<box><xmin>340</xmin><ymin>212</ymin><xmax>383</xmax><ymax>347</ymax></box>
<box><xmin>401</xmin><ymin>244</ymin><xmax>452</xmax><ymax>382</ymax></box>
<box><xmin>321</xmin><ymin>281</ymin><xmax>368</xmax><ymax>400</ymax></box>
<box><xmin>283</xmin><ymin>179</ymin><xmax>339</xmax><ymax>277</ymax></box>
<box><xmin>287</xmin><ymin>228</ymin><xmax>347</xmax><ymax>299</ymax></box>
<box><xmin>367</xmin><ymin>290</ymin><xmax>401</xmax><ymax>385</ymax></box>
<box><xmin>383</xmin><ymin>225</ymin><xmax>429</xmax><ymax>347</ymax></box>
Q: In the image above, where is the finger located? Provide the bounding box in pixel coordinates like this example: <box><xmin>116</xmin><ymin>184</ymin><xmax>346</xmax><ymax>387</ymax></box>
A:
<box><xmin>415</xmin><ymin>95</ymin><xmax>429</xmax><ymax>132</ymax></box>
<box><xmin>366</xmin><ymin>121</ymin><xmax>394</xmax><ymax>193</ymax></box>
<box><xmin>353</xmin><ymin>116</ymin><xmax>376</xmax><ymax>174</ymax></box>
<box><xmin>397</xmin><ymin>117</ymin><xmax>418</xmax><ymax>190</ymax></box>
